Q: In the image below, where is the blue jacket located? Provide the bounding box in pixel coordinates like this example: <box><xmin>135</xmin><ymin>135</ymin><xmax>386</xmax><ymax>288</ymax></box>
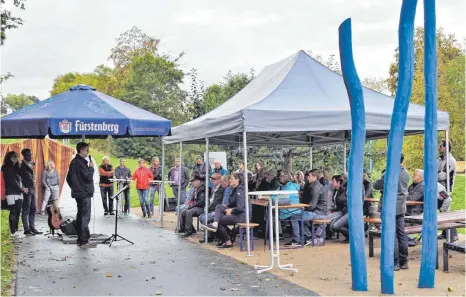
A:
<box><xmin>222</xmin><ymin>186</ymin><xmax>233</xmax><ymax>205</ymax></box>
<box><xmin>271</xmin><ymin>182</ymin><xmax>301</xmax><ymax>219</ymax></box>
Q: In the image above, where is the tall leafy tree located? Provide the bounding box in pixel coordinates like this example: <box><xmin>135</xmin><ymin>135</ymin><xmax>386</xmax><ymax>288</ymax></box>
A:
<box><xmin>388</xmin><ymin>28</ymin><xmax>465</xmax><ymax>168</ymax></box>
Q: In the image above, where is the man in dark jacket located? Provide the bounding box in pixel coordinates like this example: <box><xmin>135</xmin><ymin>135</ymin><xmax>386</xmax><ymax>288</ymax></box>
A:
<box><xmin>193</xmin><ymin>155</ymin><xmax>207</xmax><ymax>180</ymax></box>
<box><xmin>66</xmin><ymin>142</ymin><xmax>95</xmax><ymax>248</ymax></box>
<box><xmin>19</xmin><ymin>148</ymin><xmax>42</xmax><ymax>235</ymax></box>
<box><xmin>287</xmin><ymin>169</ymin><xmax>328</xmax><ymax>246</ymax></box>
<box><xmin>179</xmin><ymin>175</ymin><xmax>206</xmax><ymax>238</ymax></box>
<box><xmin>374</xmin><ymin>153</ymin><xmax>410</xmax><ymax>270</ymax></box>
<box><xmin>199</xmin><ymin>173</ymin><xmax>225</xmax><ymax>243</ymax></box>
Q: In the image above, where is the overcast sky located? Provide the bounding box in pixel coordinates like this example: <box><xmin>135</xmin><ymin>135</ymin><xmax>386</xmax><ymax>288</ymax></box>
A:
<box><xmin>1</xmin><ymin>0</ymin><xmax>464</xmax><ymax>99</ymax></box>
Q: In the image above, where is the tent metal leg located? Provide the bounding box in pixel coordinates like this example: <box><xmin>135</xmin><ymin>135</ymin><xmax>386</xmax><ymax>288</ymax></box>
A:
<box><xmin>309</xmin><ymin>145</ymin><xmax>313</xmax><ymax>169</ymax></box>
<box><xmin>343</xmin><ymin>141</ymin><xmax>347</xmax><ymax>172</ymax></box>
<box><xmin>160</xmin><ymin>139</ymin><xmax>165</xmax><ymax>227</ymax></box>
<box><xmin>243</xmin><ymin>131</ymin><xmax>252</xmax><ymax>256</ymax></box>
<box><xmin>446</xmin><ymin>131</ymin><xmax>450</xmax><ymax>193</ymax></box>
<box><xmin>175</xmin><ymin>142</ymin><xmax>183</xmax><ymax>233</ymax></box>
<box><xmin>204</xmin><ymin>138</ymin><xmax>209</xmax><ymax>244</ymax></box>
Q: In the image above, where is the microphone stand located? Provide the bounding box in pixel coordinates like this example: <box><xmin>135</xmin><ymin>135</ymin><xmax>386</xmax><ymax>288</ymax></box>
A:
<box><xmin>103</xmin><ymin>185</ymin><xmax>134</xmax><ymax>247</ymax></box>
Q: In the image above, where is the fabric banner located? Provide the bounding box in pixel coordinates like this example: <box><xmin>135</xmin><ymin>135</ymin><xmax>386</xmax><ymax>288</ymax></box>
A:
<box><xmin>1</xmin><ymin>139</ymin><xmax>74</xmax><ymax>209</ymax></box>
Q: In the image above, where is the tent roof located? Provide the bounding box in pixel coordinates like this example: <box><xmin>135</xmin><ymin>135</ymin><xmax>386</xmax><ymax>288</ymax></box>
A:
<box><xmin>164</xmin><ymin>50</ymin><xmax>449</xmax><ymax>146</ymax></box>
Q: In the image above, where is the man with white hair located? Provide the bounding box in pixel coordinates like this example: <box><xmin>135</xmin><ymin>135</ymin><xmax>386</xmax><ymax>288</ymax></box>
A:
<box><xmin>406</xmin><ymin>169</ymin><xmax>425</xmax><ymax>247</ymax></box>
<box><xmin>406</xmin><ymin>169</ymin><xmax>425</xmax><ymax>216</ymax></box>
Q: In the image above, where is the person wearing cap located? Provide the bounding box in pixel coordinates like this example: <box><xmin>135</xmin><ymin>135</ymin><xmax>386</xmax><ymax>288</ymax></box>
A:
<box><xmin>193</xmin><ymin>155</ymin><xmax>207</xmax><ymax>180</ymax></box>
<box><xmin>374</xmin><ymin>153</ymin><xmax>410</xmax><ymax>271</ymax></box>
<box><xmin>198</xmin><ymin>173</ymin><xmax>225</xmax><ymax>242</ymax></box>
<box><xmin>179</xmin><ymin>175</ymin><xmax>206</xmax><ymax>238</ymax></box>
<box><xmin>99</xmin><ymin>156</ymin><xmax>114</xmax><ymax>217</ymax></box>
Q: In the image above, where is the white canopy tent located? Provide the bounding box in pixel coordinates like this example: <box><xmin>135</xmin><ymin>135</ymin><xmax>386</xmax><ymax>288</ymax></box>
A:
<box><xmin>164</xmin><ymin>50</ymin><xmax>449</xmax><ymax>146</ymax></box>
<box><xmin>162</xmin><ymin>50</ymin><xmax>450</xmax><ymax>256</ymax></box>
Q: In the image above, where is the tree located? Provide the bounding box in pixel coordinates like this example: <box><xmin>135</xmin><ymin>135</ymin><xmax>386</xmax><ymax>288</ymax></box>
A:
<box><xmin>388</xmin><ymin>28</ymin><xmax>465</xmax><ymax>168</ymax></box>
<box><xmin>50</xmin><ymin>65</ymin><xmax>119</xmax><ymax>96</ymax></box>
<box><xmin>3</xmin><ymin>93</ymin><xmax>38</xmax><ymax>111</ymax></box>
<box><xmin>202</xmin><ymin>70</ymin><xmax>255</xmax><ymax>113</ymax></box>
<box><xmin>186</xmin><ymin>68</ymin><xmax>206</xmax><ymax>120</ymax></box>
<box><xmin>0</xmin><ymin>0</ymin><xmax>26</xmax><ymax>45</ymax></box>
<box><xmin>109</xmin><ymin>26</ymin><xmax>160</xmax><ymax>72</ymax></box>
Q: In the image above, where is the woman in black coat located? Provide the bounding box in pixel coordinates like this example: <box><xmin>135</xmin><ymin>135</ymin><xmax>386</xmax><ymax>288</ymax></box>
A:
<box><xmin>1</xmin><ymin>151</ymin><xmax>26</xmax><ymax>238</ymax></box>
<box><xmin>202</xmin><ymin>173</ymin><xmax>247</xmax><ymax>248</ymax></box>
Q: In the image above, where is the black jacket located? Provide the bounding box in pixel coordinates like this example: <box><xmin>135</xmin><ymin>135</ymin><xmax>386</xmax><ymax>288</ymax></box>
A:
<box><xmin>227</xmin><ymin>184</ymin><xmax>246</xmax><ymax>221</ymax></box>
<box><xmin>1</xmin><ymin>164</ymin><xmax>23</xmax><ymax>195</ymax></box>
<box><xmin>302</xmin><ymin>181</ymin><xmax>327</xmax><ymax>214</ymax></box>
<box><xmin>19</xmin><ymin>162</ymin><xmax>35</xmax><ymax>193</ymax></box>
<box><xmin>189</xmin><ymin>185</ymin><xmax>206</xmax><ymax>210</ymax></box>
<box><xmin>333</xmin><ymin>186</ymin><xmax>348</xmax><ymax>213</ymax></box>
<box><xmin>208</xmin><ymin>185</ymin><xmax>225</xmax><ymax>212</ymax></box>
<box><xmin>67</xmin><ymin>155</ymin><xmax>95</xmax><ymax>199</ymax></box>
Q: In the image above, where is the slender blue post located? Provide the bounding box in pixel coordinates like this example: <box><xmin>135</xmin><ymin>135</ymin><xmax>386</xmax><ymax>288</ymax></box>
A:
<box><xmin>419</xmin><ymin>0</ymin><xmax>438</xmax><ymax>288</ymax></box>
<box><xmin>338</xmin><ymin>18</ymin><xmax>368</xmax><ymax>292</ymax></box>
<box><xmin>380</xmin><ymin>0</ymin><xmax>418</xmax><ymax>294</ymax></box>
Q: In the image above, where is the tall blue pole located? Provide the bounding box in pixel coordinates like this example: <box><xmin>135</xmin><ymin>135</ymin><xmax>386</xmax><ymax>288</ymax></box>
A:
<box><xmin>419</xmin><ymin>0</ymin><xmax>438</xmax><ymax>288</ymax></box>
<box><xmin>380</xmin><ymin>0</ymin><xmax>418</xmax><ymax>294</ymax></box>
<box><xmin>338</xmin><ymin>18</ymin><xmax>368</xmax><ymax>292</ymax></box>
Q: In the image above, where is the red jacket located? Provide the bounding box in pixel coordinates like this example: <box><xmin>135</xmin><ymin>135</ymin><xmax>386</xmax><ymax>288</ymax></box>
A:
<box><xmin>132</xmin><ymin>167</ymin><xmax>154</xmax><ymax>190</ymax></box>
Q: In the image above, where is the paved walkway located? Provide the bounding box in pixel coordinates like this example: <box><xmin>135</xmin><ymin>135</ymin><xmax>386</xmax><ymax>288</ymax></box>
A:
<box><xmin>14</xmin><ymin>171</ymin><xmax>316</xmax><ymax>296</ymax></box>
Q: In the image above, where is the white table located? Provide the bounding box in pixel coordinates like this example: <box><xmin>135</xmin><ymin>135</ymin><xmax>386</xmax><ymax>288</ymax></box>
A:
<box><xmin>248</xmin><ymin>190</ymin><xmax>299</xmax><ymax>274</ymax></box>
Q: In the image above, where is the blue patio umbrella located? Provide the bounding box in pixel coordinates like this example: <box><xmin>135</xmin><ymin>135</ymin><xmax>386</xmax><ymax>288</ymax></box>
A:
<box><xmin>1</xmin><ymin>84</ymin><xmax>171</xmax><ymax>138</ymax></box>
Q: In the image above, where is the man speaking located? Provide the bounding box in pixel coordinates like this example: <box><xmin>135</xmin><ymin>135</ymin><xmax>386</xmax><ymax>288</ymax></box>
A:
<box><xmin>66</xmin><ymin>142</ymin><xmax>96</xmax><ymax>248</ymax></box>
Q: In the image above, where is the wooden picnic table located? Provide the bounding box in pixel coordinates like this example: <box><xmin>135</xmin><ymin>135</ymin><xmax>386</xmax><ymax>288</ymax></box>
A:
<box><xmin>405</xmin><ymin>210</ymin><xmax>465</xmax><ymax>224</ymax></box>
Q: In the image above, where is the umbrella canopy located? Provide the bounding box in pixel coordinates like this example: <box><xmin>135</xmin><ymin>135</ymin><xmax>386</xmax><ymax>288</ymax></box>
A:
<box><xmin>1</xmin><ymin>84</ymin><xmax>171</xmax><ymax>138</ymax></box>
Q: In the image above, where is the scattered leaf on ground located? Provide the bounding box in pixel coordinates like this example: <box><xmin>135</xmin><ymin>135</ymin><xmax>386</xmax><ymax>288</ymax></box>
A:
<box><xmin>106</xmin><ymin>273</ymin><xmax>112</xmax><ymax>278</ymax></box>
<box><xmin>448</xmin><ymin>287</ymin><xmax>454</xmax><ymax>292</ymax></box>
<box><xmin>231</xmin><ymin>288</ymin><xmax>239</xmax><ymax>291</ymax></box>
<box><xmin>73</xmin><ymin>285</ymin><xmax>78</xmax><ymax>288</ymax></box>
<box><xmin>155</xmin><ymin>292</ymin><xmax>162</xmax><ymax>295</ymax></box>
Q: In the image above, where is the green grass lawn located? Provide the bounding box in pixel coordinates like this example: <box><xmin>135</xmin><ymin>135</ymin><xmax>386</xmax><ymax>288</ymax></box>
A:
<box><xmin>89</xmin><ymin>150</ymin><xmax>174</xmax><ymax>209</ymax></box>
<box><xmin>451</xmin><ymin>174</ymin><xmax>465</xmax><ymax>234</ymax></box>
<box><xmin>1</xmin><ymin>210</ymin><xmax>16</xmax><ymax>296</ymax></box>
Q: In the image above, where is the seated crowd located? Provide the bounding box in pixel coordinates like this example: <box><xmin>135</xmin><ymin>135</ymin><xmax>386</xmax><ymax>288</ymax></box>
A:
<box><xmin>174</xmin><ymin>142</ymin><xmax>457</xmax><ymax>260</ymax></box>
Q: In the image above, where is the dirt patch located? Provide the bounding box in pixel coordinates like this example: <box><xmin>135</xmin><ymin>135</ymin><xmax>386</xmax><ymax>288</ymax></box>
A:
<box><xmin>139</xmin><ymin>207</ymin><xmax>466</xmax><ymax>296</ymax></box>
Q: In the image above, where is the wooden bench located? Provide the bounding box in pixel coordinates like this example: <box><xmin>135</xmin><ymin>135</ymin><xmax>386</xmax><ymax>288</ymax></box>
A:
<box><xmin>369</xmin><ymin>222</ymin><xmax>465</xmax><ymax>258</ymax></box>
<box><xmin>443</xmin><ymin>241</ymin><xmax>465</xmax><ymax>272</ymax></box>
<box><xmin>237</xmin><ymin>223</ymin><xmax>260</xmax><ymax>252</ymax></box>
<box><xmin>311</xmin><ymin>219</ymin><xmax>332</xmax><ymax>246</ymax></box>
<box><xmin>364</xmin><ymin>218</ymin><xmax>381</xmax><ymax>224</ymax></box>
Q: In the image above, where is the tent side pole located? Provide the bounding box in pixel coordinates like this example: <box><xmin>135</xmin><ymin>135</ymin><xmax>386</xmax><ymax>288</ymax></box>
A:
<box><xmin>309</xmin><ymin>145</ymin><xmax>313</xmax><ymax>169</ymax></box>
<box><xmin>369</xmin><ymin>140</ymin><xmax>373</xmax><ymax>173</ymax></box>
<box><xmin>243</xmin><ymin>131</ymin><xmax>252</xmax><ymax>256</ymax></box>
<box><xmin>160</xmin><ymin>138</ymin><xmax>165</xmax><ymax>227</ymax></box>
<box><xmin>446</xmin><ymin>130</ymin><xmax>450</xmax><ymax>193</ymax></box>
<box><xmin>175</xmin><ymin>142</ymin><xmax>183</xmax><ymax>233</ymax></box>
<box><xmin>204</xmin><ymin>138</ymin><xmax>210</xmax><ymax>244</ymax></box>
<box><xmin>343</xmin><ymin>140</ymin><xmax>347</xmax><ymax>172</ymax></box>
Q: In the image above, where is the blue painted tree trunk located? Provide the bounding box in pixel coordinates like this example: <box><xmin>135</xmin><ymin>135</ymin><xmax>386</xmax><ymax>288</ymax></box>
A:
<box><xmin>338</xmin><ymin>18</ymin><xmax>368</xmax><ymax>292</ymax></box>
<box><xmin>419</xmin><ymin>0</ymin><xmax>438</xmax><ymax>288</ymax></box>
<box><xmin>380</xmin><ymin>0</ymin><xmax>418</xmax><ymax>294</ymax></box>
